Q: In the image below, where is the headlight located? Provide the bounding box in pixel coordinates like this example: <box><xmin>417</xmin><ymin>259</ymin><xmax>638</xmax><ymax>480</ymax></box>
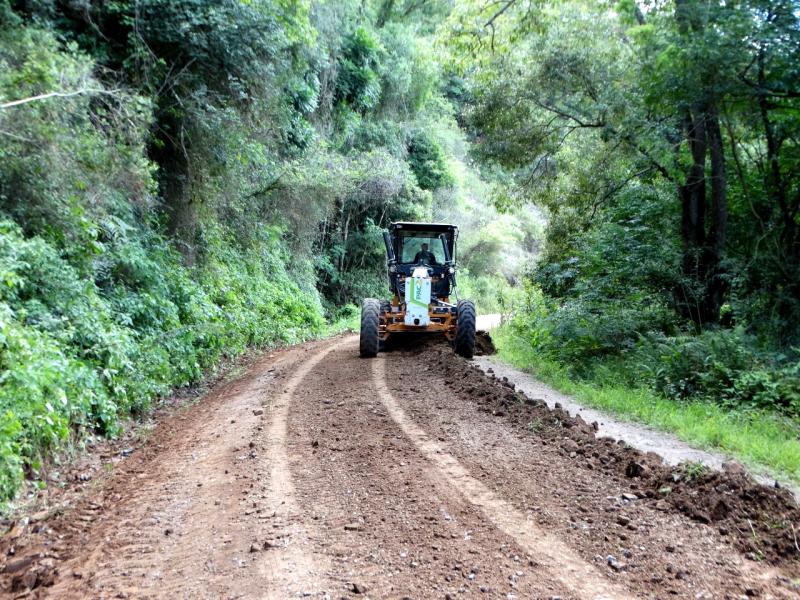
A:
<box><xmin>448</xmin><ymin>267</ymin><xmax>455</xmax><ymax>274</ymax></box>
<box><xmin>389</xmin><ymin>264</ymin><xmax>397</xmax><ymax>273</ymax></box>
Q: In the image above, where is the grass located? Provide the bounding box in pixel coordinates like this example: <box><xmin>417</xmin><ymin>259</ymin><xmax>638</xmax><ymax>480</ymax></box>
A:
<box><xmin>324</xmin><ymin>307</ymin><xmax>361</xmax><ymax>336</ymax></box>
<box><xmin>492</xmin><ymin>325</ymin><xmax>800</xmax><ymax>486</ymax></box>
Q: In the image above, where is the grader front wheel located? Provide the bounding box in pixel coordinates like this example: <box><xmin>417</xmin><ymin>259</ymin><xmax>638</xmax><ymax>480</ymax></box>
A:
<box><xmin>359</xmin><ymin>298</ymin><xmax>381</xmax><ymax>358</ymax></box>
<box><xmin>454</xmin><ymin>299</ymin><xmax>477</xmax><ymax>358</ymax></box>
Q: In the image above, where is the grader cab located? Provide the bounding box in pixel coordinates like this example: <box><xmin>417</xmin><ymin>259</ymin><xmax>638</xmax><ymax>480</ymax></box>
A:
<box><xmin>359</xmin><ymin>222</ymin><xmax>476</xmax><ymax>358</ymax></box>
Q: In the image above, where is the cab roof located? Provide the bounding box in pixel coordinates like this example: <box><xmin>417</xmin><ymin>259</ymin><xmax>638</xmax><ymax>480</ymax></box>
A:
<box><xmin>389</xmin><ymin>222</ymin><xmax>458</xmax><ymax>233</ymax></box>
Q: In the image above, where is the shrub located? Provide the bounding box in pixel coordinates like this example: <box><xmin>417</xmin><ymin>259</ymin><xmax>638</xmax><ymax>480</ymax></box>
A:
<box><xmin>0</xmin><ymin>217</ymin><xmax>326</xmax><ymax>503</ymax></box>
<box><xmin>638</xmin><ymin>329</ymin><xmax>754</xmax><ymax>402</ymax></box>
<box><xmin>637</xmin><ymin>330</ymin><xmax>800</xmax><ymax>416</ymax></box>
<box><xmin>335</xmin><ymin>27</ymin><xmax>384</xmax><ymax>113</ymax></box>
<box><xmin>510</xmin><ymin>284</ymin><xmax>800</xmax><ymax>417</ymax></box>
<box><xmin>407</xmin><ymin>130</ymin><xmax>454</xmax><ymax>191</ymax></box>
<box><xmin>509</xmin><ymin>287</ymin><xmax>676</xmax><ymax>375</ymax></box>
<box><xmin>457</xmin><ymin>272</ymin><xmax>523</xmax><ymax>315</ymax></box>
<box><xmin>0</xmin><ymin>302</ymin><xmax>116</xmax><ymax>498</ymax></box>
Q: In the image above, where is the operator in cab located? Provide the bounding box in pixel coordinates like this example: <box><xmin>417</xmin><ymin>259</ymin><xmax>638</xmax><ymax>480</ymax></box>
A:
<box><xmin>413</xmin><ymin>243</ymin><xmax>437</xmax><ymax>265</ymax></box>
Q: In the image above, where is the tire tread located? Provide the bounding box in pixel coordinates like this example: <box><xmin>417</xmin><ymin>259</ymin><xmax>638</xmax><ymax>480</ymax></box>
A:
<box><xmin>454</xmin><ymin>299</ymin><xmax>477</xmax><ymax>358</ymax></box>
<box><xmin>360</xmin><ymin>298</ymin><xmax>381</xmax><ymax>358</ymax></box>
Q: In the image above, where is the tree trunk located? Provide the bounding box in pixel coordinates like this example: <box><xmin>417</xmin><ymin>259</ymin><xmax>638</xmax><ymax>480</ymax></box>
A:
<box><xmin>677</xmin><ymin>108</ymin><xmax>708</xmax><ymax>324</ymax></box>
<box><xmin>152</xmin><ymin>112</ymin><xmax>198</xmax><ymax>264</ymax></box>
<box><xmin>703</xmin><ymin>103</ymin><xmax>728</xmax><ymax>323</ymax></box>
<box><xmin>673</xmin><ymin>0</ymin><xmax>728</xmax><ymax>326</ymax></box>
<box><xmin>755</xmin><ymin>45</ymin><xmax>800</xmax><ymax>330</ymax></box>
<box><xmin>757</xmin><ymin>48</ymin><xmax>798</xmax><ymax>263</ymax></box>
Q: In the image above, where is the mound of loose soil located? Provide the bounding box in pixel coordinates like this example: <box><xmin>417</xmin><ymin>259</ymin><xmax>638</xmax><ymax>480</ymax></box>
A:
<box><xmin>422</xmin><ymin>346</ymin><xmax>800</xmax><ymax>567</ymax></box>
<box><xmin>473</xmin><ymin>330</ymin><xmax>496</xmax><ymax>356</ymax></box>
<box><xmin>648</xmin><ymin>467</ymin><xmax>800</xmax><ymax>561</ymax></box>
<box><xmin>383</xmin><ymin>332</ymin><xmax>445</xmax><ymax>353</ymax></box>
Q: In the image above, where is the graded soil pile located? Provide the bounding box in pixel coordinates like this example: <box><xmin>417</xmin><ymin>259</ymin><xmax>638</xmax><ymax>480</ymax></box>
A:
<box><xmin>473</xmin><ymin>330</ymin><xmax>497</xmax><ymax>356</ymax></box>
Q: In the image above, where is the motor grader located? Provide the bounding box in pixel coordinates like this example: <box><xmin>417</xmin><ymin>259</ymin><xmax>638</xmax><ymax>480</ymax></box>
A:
<box><xmin>359</xmin><ymin>222</ymin><xmax>476</xmax><ymax>358</ymax></box>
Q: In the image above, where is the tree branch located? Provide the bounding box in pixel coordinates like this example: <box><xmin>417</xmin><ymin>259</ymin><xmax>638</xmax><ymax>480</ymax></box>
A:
<box><xmin>0</xmin><ymin>129</ymin><xmax>35</xmax><ymax>143</ymax></box>
<box><xmin>532</xmin><ymin>99</ymin><xmax>604</xmax><ymax>128</ymax></box>
<box><xmin>484</xmin><ymin>0</ymin><xmax>517</xmax><ymax>29</ymax></box>
<box><xmin>1</xmin><ymin>88</ymin><xmax>121</xmax><ymax>110</ymax></box>
<box><xmin>590</xmin><ymin>167</ymin><xmax>653</xmax><ymax>219</ymax></box>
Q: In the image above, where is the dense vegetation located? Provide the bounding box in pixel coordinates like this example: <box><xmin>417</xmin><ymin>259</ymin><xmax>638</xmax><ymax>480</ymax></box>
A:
<box><xmin>1</xmin><ymin>0</ymin><xmax>798</xmax><ymax>501</ymax></box>
<box><xmin>445</xmin><ymin>1</ymin><xmax>800</xmax><ymax>477</ymax></box>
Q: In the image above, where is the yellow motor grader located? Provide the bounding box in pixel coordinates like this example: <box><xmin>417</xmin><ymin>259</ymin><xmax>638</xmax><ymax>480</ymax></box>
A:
<box><xmin>359</xmin><ymin>222</ymin><xmax>476</xmax><ymax>358</ymax></box>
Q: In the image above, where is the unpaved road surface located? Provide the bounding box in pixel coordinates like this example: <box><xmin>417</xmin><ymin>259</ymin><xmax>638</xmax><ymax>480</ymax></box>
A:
<box><xmin>2</xmin><ymin>335</ymin><xmax>799</xmax><ymax>599</ymax></box>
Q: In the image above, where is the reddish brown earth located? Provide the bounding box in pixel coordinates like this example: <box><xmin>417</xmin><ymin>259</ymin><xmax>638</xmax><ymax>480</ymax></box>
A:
<box><xmin>1</xmin><ymin>335</ymin><xmax>799</xmax><ymax>599</ymax></box>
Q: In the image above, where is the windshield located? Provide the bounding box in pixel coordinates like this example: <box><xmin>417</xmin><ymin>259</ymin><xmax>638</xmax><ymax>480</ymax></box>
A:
<box><xmin>398</xmin><ymin>232</ymin><xmax>447</xmax><ymax>264</ymax></box>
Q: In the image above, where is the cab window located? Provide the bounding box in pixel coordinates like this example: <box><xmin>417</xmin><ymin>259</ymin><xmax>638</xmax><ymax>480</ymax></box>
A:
<box><xmin>399</xmin><ymin>234</ymin><xmax>443</xmax><ymax>264</ymax></box>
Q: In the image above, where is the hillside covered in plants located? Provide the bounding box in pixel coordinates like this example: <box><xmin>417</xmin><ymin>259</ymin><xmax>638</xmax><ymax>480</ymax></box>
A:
<box><xmin>1</xmin><ymin>0</ymin><xmax>799</xmax><ymax>505</ymax></box>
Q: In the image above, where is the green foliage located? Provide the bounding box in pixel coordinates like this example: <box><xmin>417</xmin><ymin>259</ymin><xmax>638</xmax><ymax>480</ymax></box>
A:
<box><xmin>335</xmin><ymin>26</ymin><xmax>384</xmax><ymax>113</ymax></box>
<box><xmin>8</xmin><ymin>0</ymin><xmax>798</xmax><ymax>506</ymax></box>
<box><xmin>637</xmin><ymin>330</ymin><xmax>800</xmax><ymax>416</ymax></box>
<box><xmin>445</xmin><ymin>0</ymin><xmax>800</xmax><ymax>433</ymax></box>
<box><xmin>407</xmin><ymin>130</ymin><xmax>454</xmax><ymax>190</ymax></box>
<box><xmin>0</xmin><ymin>302</ymin><xmax>110</xmax><ymax>499</ymax></box>
<box><xmin>0</xmin><ymin>217</ymin><xmax>323</xmax><ymax>503</ymax></box>
<box><xmin>0</xmin><ymin>18</ymin><xmax>155</xmax><ymax>256</ymax></box>
<box><xmin>678</xmin><ymin>462</ymin><xmax>708</xmax><ymax>483</ymax></box>
<box><xmin>377</xmin><ymin>24</ymin><xmax>439</xmax><ymax>115</ymax></box>
<box><xmin>301</xmin><ymin>148</ymin><xmax>431</xmax><ymax>305</ymax></box>
<box><xmin>457</xmin><ymin>272</ymin><xmax>522</xmax><ymax>315</ymax></box>
<box><xmin>508</xmin><ymin>189</ymin><xmax>682</xmax><ymax>370</ymax></box>
<box><xmin>446</xmin><ymin>0</ymin><xmax>800</xmax><ymax>333</ymax></box>
<box><xmin>508</xmin><ymin>285</ymin><xmax>800</xmax><ymax>419</ymax></box>
<box><xmin>325</xmin><ymin>303</ymin><xmax>361</xmax><ymax>335</ymax></box>
<box><xmin>0</xmin><ymin>3</ymin><xmax>331</xmax><ymax>503</ymax></box>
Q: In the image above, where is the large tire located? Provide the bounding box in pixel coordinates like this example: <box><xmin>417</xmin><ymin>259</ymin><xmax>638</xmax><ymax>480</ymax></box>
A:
<box><xmin>360</xmin><ymin>298</ymin><xmax>381</xmax><ymax>358</ymax></box>
<box><xmin>454</xmin><ymin>299</ymin><xmax>477</xmax><ymax>358</ymax></box>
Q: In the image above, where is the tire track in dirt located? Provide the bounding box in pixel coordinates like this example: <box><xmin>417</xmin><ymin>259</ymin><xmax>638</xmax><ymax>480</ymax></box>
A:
<box><xmin>7</xmin><ymin>335</ymin><xmax>798</xmax><ymax>599</ymax></box>
<box><xmin>381</xmin><ymin>343</ymin><xmax>800</xmax><ymax>598</ymax></box>
<box><xmin>30</xmin><ymin>339</ymin><xmax>341</xmax><ymax>599</ymax></box>
<box><xmin>286</xmin><ymin>337</ymin><xmax>575</xmax><ymax>598</ymax></box>
<box><xmin>372</xmin><ymin>356</ymin><xmax>632</xmax><ymax>600</ymax></box>
<box><xmin>256</xmin><ymin>340</ymin><xmax>343</xmax><ymax>597</ymax></box>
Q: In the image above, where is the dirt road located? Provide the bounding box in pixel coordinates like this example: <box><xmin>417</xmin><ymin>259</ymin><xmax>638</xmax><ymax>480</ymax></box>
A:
<box><xmin>2</xmin><ymin>335</ymin><xmax>799</xmax><ymax>599</ymax></box>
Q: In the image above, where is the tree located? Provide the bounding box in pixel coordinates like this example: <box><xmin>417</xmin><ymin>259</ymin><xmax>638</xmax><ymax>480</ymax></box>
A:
<box><xmin>446</xmin><ymin>0</ymin><xmax>800</xmax><ymax>336</ymax></box>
